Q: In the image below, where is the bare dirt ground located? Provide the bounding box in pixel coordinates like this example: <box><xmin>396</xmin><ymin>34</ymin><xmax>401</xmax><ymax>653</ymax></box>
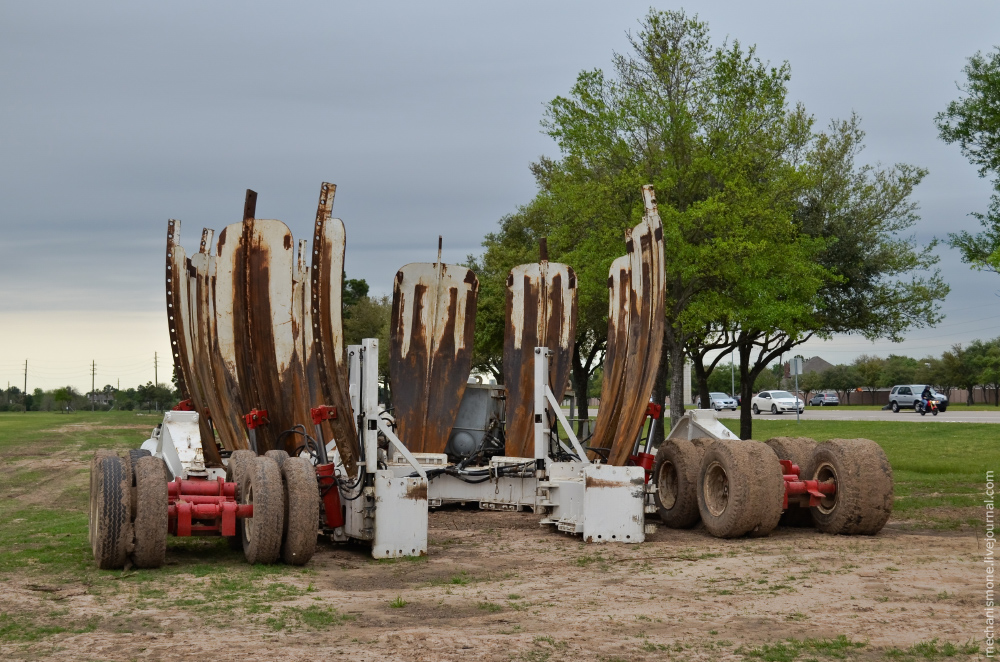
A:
<box><xmin>1</xmin><ymin>507</ymin><xmax>984</xmax><ymax>661</ymax></box>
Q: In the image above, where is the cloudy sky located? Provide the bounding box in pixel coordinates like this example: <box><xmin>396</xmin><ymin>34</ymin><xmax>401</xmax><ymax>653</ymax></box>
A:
<box><xmin>2</xmin><ymin>1</ymin><xmax>999</xmax><ymax>392</ymax></box>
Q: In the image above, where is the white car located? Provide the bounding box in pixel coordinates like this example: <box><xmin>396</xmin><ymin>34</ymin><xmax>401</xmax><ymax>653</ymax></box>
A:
<box><xmin>696</xmin><ymin>392</ymin><xmax>738</xmax><ymax>411</ymax></box>
<box><xmin>751</xmin><ymin>390</ymin><xmax>804</xmax><ymax>415</ymax></box>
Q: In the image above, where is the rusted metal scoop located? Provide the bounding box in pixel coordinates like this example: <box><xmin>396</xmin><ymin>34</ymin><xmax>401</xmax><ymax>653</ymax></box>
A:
<box><xmin>389</xmin><ymin>239</ymin><xmax>479</xmax><ymax>455</ymax></box>
<box><xmin>588</xmin><ymin>186</ymin><xmax>665</xmax><ymax>466</ymax></box>
<box><xmin>503</xmin><ymin>240</ymin><xmax>578</xmax><ymax>458</ymax></box>
<box><xmin>167</xmin><ymin>183</ymin><xmax>360</xmax><ymax>472</ymax></box>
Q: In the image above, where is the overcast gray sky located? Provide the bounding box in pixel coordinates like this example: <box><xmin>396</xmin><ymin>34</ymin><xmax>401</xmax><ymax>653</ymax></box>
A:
<box><xmin>2</xmin><ymin>1</ymin><xmax>999</xmax><ymax>391</ymax></box>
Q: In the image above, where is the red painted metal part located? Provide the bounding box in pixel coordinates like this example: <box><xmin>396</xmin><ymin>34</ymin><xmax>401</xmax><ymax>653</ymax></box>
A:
<box><xmin>244</xmin><ymin>408</ymin><xmax>269</xmax><ymax>430</ymax></box>
<box><xmin>167</xmin><ymin>476</ymin><xmax>252</xmax><ymax>537</ymax></box>
<box><xmin>315</xmin><ymin>462</ymin><xmax>344</xmax><ymax>529</ymax></box>
<box><xmin>779</xmin><ymin>459</ymin><xmax>836</xmax><ymax>509</ymax></box>
<box><xmin>173</xmin><ymin>399</ymin><xmax>195</xmax><ymax>411</ymax></box>
<box><xmin>310</xmin><ymin>405</ymin><xmax>338</xmax><ymax>425</ymax></box>
<box><xmin>627</xmin><ymin>452</ymin><xmax>655</xmax><ymax>482</ymax></box>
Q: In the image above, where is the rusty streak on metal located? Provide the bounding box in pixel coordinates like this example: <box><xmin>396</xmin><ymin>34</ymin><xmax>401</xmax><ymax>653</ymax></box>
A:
<box><xmin>213</xmin><ymin>222</ymin><xmax>252</xmax><ymax>450</ymax></box>
<box><xmin>243</xmin><ymin>189</ymin><xmax>257</xmax><ymax>222</ymax></box>
<box><xmin>404</xmin><ymin>481</ymin><xmax>428</xmax><ymax>501</ymax></box>
<box><xmin>503</xmin><ymin>257</ymin><xmax>577</xmax><ymax>458</ymax></box>
<box><xmin>310</xmin><ymin>182</ymin><xmax>361</xmax><ymax>478</ymax></box>
<box><xmin>165</xmin><ymin>220</ymin><xmax>223</xmax><ymax>466</ymax></box>
<box><xmin>588</xmin><ymin>185</ymin><xmax>666</xmax><ymax>466</ymax></box>
<box><xmin>587</xmin><ymin>255</ymin><xmax>630</xmax><ymax>457</ymax></box>
<box><xmin>390</xmin><ymin>253</ymin><xmax>479</xmax><ymax>455</ymax></box>
<box><xmin>190</xmin><ymin>232</ymin><xmax>247</xmax><ymax>451</ymax></box>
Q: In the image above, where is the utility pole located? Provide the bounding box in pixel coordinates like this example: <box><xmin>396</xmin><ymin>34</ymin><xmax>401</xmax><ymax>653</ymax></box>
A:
<box><xmin>23</xmin><ymin>360</ymin><xmax>27</xmax><ymax>412</ymax></box>
<box><xmin>154</xmin><ymin>352</ymin><xmax>158</xmax><ymax>387</ymax></box>
<box><xmin>91</xmin><ymin>360</ymin><xmax>96</xmax><ymax>411</ymax></box>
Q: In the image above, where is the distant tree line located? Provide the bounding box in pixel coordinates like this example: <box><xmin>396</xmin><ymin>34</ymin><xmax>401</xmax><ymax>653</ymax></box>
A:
<box><xmin>0</xmin><ymin>382</ymin><xmax>178</xmax><ymax>413</ymax></box>
<box><xmin>701</xmin><ymin>337</ymin><xmax>1000</xmax><ymax>406</ymax></box>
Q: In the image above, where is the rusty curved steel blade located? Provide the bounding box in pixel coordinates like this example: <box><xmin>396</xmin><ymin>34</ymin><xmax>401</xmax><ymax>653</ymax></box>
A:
<box><xmin>390</xmin><ymin>261</ymin><xmax>479</xmax><ymax>454</ymax></box>
<box><xmin>242</xmin><ymin>217</ymin><xmax>301</xmax><ymax>454</ymax></box>
<box><xmin>587</xmin><ymin>255</ymin><xmax>632</xmax><ymax>455</ymax></box>
<box><xmin>311</xmin><ymin>183</ymin><xmax>360</xmax><ymax>477</ymax></box>
<box><xmin>190</xmin><ymin>233</ymin><xmax>246</xmax><ymax>451</ymax></box>
<box><xmin>166</xmin><ymin>220</ymin><xmax>222</xmax><ymax>466</ymax></box>
<box><xmin>214</xmin><ymin>221</ymin><xmax>253</xmax><ymax>447</ymax></box>
<box><xmin>606</xmin><ymin>185</ymin><xmax>665</xmax><ymax>466</ymax></box>
<box><xmin>503</xmin><ymin>261</ymin><xmax>577</xmax><ymax>458</ymax></box>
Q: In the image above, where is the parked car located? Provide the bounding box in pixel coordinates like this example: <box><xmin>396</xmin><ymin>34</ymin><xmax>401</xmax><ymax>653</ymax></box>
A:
<box><xmin>888</xmin><ymin>384</ymin><xmax>949</xmax><ymax>413</ymax></box>
<box><xmin>696</xmin><ymin>392</ymin><xmax>738</xmax><ymax>411</ymax></box>
<box><xmin>751</xmin><ymin>390</ymin><xmax>804</xmax><ymax>415</ymax></box>
<box><xmin>809</xmin><ymin>391</ymin><xmax>840</xmax><ymax>406</ymax></box>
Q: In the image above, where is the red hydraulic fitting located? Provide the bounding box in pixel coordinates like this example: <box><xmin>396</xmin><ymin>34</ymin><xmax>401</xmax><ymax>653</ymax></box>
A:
<box><xmin>310</xmin><ymin>405</ymin><xmax>338</xmax><ymax>425</ymax></box>
<box><xmin>173</xmin><ymin>399</ymin><xmax>195</xmax><ymax>411</ymax></box>
<box><xmin>315</xmin><ymin>462</ymin><xmax>344</xmax><ymax>528</ymax></box>
<box><xmin>645</xmin><ymin>402</ymin><xmax>662</xmax><ymax>419</ymax></box>
<box><xmin>244</xmin><ymin>408</ymin><xmax>269</xmax><ymax>429</ymax></box>
<box><xmin>627</xmin><ymin>452</ymin><xmax>656</xmax><ymax>482</ymax></box>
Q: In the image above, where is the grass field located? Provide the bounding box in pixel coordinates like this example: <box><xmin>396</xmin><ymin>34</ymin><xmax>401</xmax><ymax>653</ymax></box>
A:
<box><xmin>0</xmin><ymin>412</ymin><xmax>991</xmax><ymax>659</ymax></box>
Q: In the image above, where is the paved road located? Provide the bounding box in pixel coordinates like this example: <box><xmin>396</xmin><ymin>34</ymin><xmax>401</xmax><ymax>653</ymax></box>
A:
<box><xmin>710</xmin><ymin>407</ymin><xmax>1000</xmax><ymax>423</ymax></box>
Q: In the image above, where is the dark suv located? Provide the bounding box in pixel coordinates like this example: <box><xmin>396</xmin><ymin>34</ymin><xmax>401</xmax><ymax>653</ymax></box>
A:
<box><xmin>889</xmin><ymin>384</ymin><xmax>949</xmax><ymax>413</ymax></box>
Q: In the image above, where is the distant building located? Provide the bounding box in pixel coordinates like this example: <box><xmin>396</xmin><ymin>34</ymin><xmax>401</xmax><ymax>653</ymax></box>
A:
<box><xmin>784</xmin><ymin>356</ymin><xmax>834</xmax><ymax>378</ymax></box>
<box><xmin>88</xmin><ymin>392</ymin><xmax>113</xmax><ymax>405</ymax></box>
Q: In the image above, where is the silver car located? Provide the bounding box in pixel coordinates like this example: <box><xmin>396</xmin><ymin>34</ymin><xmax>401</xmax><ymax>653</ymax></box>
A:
<box><xmin>697</xmin><ymin>391</ymin><xmax>738</xmax><ymax>411</ymax></box>
<box><xmin>889</xmin><ymin>384</ymin><xmax>950</xmax><ymax>413</ymax></box>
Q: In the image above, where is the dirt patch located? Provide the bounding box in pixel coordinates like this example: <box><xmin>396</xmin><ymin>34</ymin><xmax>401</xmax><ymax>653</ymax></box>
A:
<box><xmin>0</xmin><ymin>505</ymin><xmax>985</xmax><ymax>661</ymax></box>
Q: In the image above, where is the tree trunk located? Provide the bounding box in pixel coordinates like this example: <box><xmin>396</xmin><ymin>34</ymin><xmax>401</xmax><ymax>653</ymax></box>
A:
<box><xmin>571</xmin><ymin>341</ymin><xmax>590</xmax><ymax>438</ymax></box>
<box><xmin>691</xmin><ymin>356</ymin><xmax>710</xmax><ymax>409</ymax></box>
<box><xmin>669</xmin><ymin>342</ymin><xmax>685</xmax><ymax>427</ymax></box>
<box><xmin>738</xmin><ymin>341</ymin><xmax>754</xmax><ymax>440</ymax></box>
<box><xmin>649</xmin><ymin>344</ymin><xmax>669</xmax><ymax>450</ymax></box>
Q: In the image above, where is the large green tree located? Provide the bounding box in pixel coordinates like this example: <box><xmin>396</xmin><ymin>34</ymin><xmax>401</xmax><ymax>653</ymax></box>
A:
<box><xmin>937</xmin><ymin>47</ymin><xmax>1000</xmax><ymax>274</ymax></box>
<box><xmin>539</xmin><ymin>9</ymin><xmax>828</xmax><ymax>439</ymax></box>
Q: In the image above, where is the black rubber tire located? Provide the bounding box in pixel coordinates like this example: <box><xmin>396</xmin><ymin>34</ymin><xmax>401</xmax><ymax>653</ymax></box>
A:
<box><xmin>89</xmin><ymin>450</ymin><xmax>116</xmax><ymax>551</ymax></box>
<box><xmin>809</xmin><ymin>438</ymin><xmax>893</xmax><ymax>535</ymax></box>
<box><xmin>764</xmin><ymin>437</ymin><xmax>817</xmax><ymax>527</ymax></box>
<box><xmin>125</xmin><ymin>449</ymin><xmax>151</xmax><ymax>519</ymax></box>
<box><xmin>771</xmin><ymin>404</ymin><xmax>779</xmax><ymax>415</ymax></box>
<box><xmin>891</xmin><ymin>401</ymin><xmax>899</xmax><ymax>413</ymax></box>
<box><xmin>132</xmin><ymin>456</ymin><xmax>168</xmax><ymax>568</ymax></box>
<box><xmin>240</xmin><ymin>456</ymin><xmax>284</xmax><ymax>564</ymax></box>
<box><xmin>280</xmin><ymin>457</ymin><xmax>319</xmax><ymax>565</ymax></box>
<box><xmin>752</xmin><ymin>404</ymin><xmax>759</xmax><ymax>415</ymax></box>
<box><xmin>225</xmin><ymin>450</ymin><xmax>256</xmax><ymax>551</ymax></box>
<box><xmin>652</xmin><ymin>438</ymin><xmax>707</xmax><ymax>528</ymax></box>
<box><xmin>91</xmin><ymin>454</ymin><xmax>131</xmax><ymax>569</ymax></box>
<box><xmin>697</xmin><ymin>440</ymin><xmax>783</xmax><ymax>538</ymax></box>
<box><xmin>264</xmin><ymin>449</ymin><xmax>289</xmax><ymax>470</ymax></box>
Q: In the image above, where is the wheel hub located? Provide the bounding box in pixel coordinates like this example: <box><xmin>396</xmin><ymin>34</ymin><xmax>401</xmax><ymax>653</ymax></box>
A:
<box><xmin>703</xmin><ymin>461</ymin><xmax>729</xmax><ymax>517</ymax></box>
<box><xmin>657</xmin><ymin>460</ymin><xmax>677</xmax><ymax>509</ymax></box>
<box><xmin>814</xmin><ymin>461</ymin><xmax>838</xmax><ymax>514</ymax></box>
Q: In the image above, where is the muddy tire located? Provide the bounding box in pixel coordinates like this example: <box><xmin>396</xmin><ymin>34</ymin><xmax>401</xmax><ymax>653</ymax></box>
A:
<box><xmin>280</xmin><ymin>457</ymin><xmax>319</xmax><ymax>565</ymax></box>
<box><xmin>809</xmin><ymin>439</ymin><xmax>893</xmax><ymax>535</ymax></box>
<box><xmin>91</xmin><ymin>454</ymin><xmax>131</xmax><ymax>569</ymax></box>
<box><xmin>226</xmin><ymin>450</ymin><xmax>256</xmax><ymax>550</ymax></box>
<box><xmin>697</xmin><ymin>440</ymin><xmax>784</xmax><ymax>538</ymax></box>
<box><xmin>764</xmin><ymin>437</ymin><xmax>817</xmax><ymax>527</ymax></box>
<box><xmin>240</xmin><ymin>456</ymin><xmax>284</xmax><ymax>564</ymax></box>
<box><xmin>264</xmin><ymin>449</ymin><xmax>289</xmax><ymax>470</ymax></box>
<box><xmin>132</xmin><ymin>456</ymin><xmax>168</xmax><ymax>568</ymax></box>
<box><xmin>125</xmin><ymin>449</ymin><xmax>151</xmax><ymax>519</ymax></box>
<box><xmin>89</xmin><ymin>450</ymin><xmax>117</xmax><ymax>550</ymax></box>
<box><xmin>652</xmin><ymin>438</ymin><xmax>708</xmax><ymax>528</ymax></box>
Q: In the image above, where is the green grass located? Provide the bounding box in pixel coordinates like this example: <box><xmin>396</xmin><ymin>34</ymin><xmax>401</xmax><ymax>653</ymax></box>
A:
<box><xmin>736</xmin><ymin>635</ymin><xmax>865</xmax><ymax>661</ymax></box>
<box><xmin>720</xmin><ymin>419</ymin><xmax>999</xmax><ymax>529</ymax></box>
